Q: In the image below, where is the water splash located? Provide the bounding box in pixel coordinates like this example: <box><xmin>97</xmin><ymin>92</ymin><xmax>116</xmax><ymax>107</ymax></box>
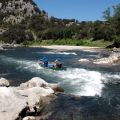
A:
<box><xmin>1</xmin><ymin>55</ymin><xmax>120</xmax><ymax>97</ymax></box>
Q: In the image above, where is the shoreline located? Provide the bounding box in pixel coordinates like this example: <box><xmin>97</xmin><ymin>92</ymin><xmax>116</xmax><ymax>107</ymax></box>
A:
<box><xmin>30</xmin><ymin>45</ymin><xmax>107</xmax><ymax>52</ymax></box>
<box><xmin>31</xmin><ymin>45</ymin><xmax>102</xmax><ymax>49</ymax></box>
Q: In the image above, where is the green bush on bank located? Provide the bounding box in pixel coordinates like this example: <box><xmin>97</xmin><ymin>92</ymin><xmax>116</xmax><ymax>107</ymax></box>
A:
<box><xmin>28</xmin><ymin>39</ymin><xmax>112</xmax><ymax>47</ymax></box>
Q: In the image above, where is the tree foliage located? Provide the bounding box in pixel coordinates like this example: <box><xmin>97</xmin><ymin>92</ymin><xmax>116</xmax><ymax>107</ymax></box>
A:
<box><xmin>0</xmin><ymin>2</ymin><xmax>120</xmax><ymax>47</ymax></box>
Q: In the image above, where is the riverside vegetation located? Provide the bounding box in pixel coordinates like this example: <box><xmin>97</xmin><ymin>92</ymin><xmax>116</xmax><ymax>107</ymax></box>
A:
<box><xmin>0</xmin><ymin>0</ymin><xmax>120</xmax><ymax>48</ymax></box>
<box><xmin>28</xmin><ymin>39</ymin><xmax>112</xmax><ymax>47</ymax></box>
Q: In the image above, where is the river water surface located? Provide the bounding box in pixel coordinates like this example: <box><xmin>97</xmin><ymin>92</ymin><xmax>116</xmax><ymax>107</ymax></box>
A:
<box><xmin>0</xmin><ymin>47</ymin><xmax>120</xmax><ymax>97</ymax></box>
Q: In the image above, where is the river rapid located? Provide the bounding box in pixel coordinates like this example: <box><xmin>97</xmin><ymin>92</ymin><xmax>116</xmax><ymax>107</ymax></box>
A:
<box><xmin>0</xmin><ymin>47</ymin><xmax>120</xmax><ymax>98</ymax></box>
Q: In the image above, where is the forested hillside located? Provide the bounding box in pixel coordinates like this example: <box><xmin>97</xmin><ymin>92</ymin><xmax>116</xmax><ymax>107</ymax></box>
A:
<box><xmin>0</xmin><ymin>0</ymin><xmax>120</xmax><ymax>47</ymax></box>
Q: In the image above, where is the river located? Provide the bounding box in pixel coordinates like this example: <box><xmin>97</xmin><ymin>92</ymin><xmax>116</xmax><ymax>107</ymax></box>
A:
<box><xmin>0</xmin><ymin>47</ymin><xmax>120</xmax><ymax>98</ymax></box>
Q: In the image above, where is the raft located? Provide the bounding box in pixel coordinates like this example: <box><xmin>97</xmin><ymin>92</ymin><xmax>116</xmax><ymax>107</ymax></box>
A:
<box><xmin>39</xmin><ymin>62</ymin><xmax>66</xmax><ymax>71</ymax></box>
<box><xmin>48</xmin><ymin>66</ymin><xmax>67</xmax><ymax>71</ymax></box>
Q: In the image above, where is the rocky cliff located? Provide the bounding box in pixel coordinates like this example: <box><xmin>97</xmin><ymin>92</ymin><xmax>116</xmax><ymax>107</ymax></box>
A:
<box><xmin>0</xmin><ymin>0</ymin><xmax>49</xmax><ymax>43</ymax></box>
<box><xmin>0</xmin><ymin>0</ymin><xmax>40</xmax><ymax>24</ymax></box>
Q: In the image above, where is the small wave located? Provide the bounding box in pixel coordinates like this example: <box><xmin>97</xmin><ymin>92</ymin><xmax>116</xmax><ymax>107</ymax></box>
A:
<box><xmin>56</xmin><ymin>68</ymin><xmax>103</xmax><ymax>96</ymax></box>
<box><xmin>1</xmin><ymin>55</ymin><xmax>119</xmax><ymax>97</ymax></box>
<box><xmin>33</xmin><ymin>51</ymin><xmax>77</xmax><ymax>55</ymax></box>
<box><xmin>102</xmin><ymin>72</ymin><xmax>120</xmax><ymax>84</ymax></box>
<box><xmin>38</xmin><ymin>68</ymin><xmax>104</xmax><ymax>96</ymax></box>
<box><xmin>0</xmin><ymin>55</ymin><xmax>43</xmax><ymax>71</ymax></box>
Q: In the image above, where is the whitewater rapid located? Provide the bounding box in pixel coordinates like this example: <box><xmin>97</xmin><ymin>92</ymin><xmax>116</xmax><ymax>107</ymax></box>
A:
<box><xmin>1</xmin><ymin>54</ymin><xmax>120</xmax><ymax>97</ymax></box>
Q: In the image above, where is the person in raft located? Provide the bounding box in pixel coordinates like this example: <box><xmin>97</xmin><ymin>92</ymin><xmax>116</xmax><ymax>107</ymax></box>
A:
<box><xmin>54</xmin><ymin>59</ymin><xmax>62</xmax><ymax>68</ymax></box>
<box><xmin>41</xmin><ymin>56</ymin><xmax>48</xmax><ymax>67</ymax></box>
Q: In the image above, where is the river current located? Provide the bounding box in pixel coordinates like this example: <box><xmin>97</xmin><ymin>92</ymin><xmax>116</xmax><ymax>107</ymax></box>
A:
<box><xmin>0</xmin><ymin>47</ymin><xmax>120</xmax><ymax>97</ymax></box>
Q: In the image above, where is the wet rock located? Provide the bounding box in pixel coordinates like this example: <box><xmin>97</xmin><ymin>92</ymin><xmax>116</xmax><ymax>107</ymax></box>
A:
<box><xmin>0</xmin><ymin>77</ymin><xmax>10</xmax><ymax>87</ymax></box>
<box><xmin>48</xmin><ymin>84</ymin><xmax>64</xmax><ymax>92</ymax></box>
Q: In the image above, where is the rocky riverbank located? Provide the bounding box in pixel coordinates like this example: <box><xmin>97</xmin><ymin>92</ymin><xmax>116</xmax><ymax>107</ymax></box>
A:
<box><xmin>0</xmin><ymin>77</ymin><xmax>63</xmax><ymax>120</ymax></box>
<box><xmin>0</xmin><ymin>77</ymin><xmax>120</xmax><ymax>120</ymax></box>
<box><xmin>79</xmin><ymin>50</ymin><xmax>120</xmax><ymax>66</ymax></box>
<box><xmin>38</xmin><ymin>45</ymin><xmax>120</xmax><ymax>66</ymax></box>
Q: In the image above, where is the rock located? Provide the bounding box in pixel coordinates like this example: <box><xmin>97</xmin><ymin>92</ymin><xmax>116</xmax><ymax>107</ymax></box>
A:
<box><xmin>0</xmin><ymin>77</ymin><xmax>10</xmax><ymax>87</ymax></box>
<box><xmin>23</xmin><ymin>116</ymin><xmax>36</xmax><ymax>120</ymax></box>
<box><xmin>48</xmin><ymin>84</ymin><xmax>64</xmax><ymax>92</ymax></box>
<box><xmin>0</xmin><ymin>0</ymin><xmax>41</xmax><ymax>23</ymax></box>
<box><xmin>20</xmin><ymin>77</ymin><xmax>64</xmax><ymax>92</ymax></box>
<box><xmin>112</xmin><ymin>48</ymin><xmax>120</xmax><ymax>52</ymax></box>
<box><xmin>0</xmin><ymin>87</ymin><xmax>27</xmax><ymax>120</ymax></box>
<box><xmin>20</xmin><ymin>77</ymin><xmax>48</xmax><ymax>89</ymax></box>
<box><xmin>93</xmin><ymin>52</ymin><xmax>120</xmax><ymax>65</ymax></box>
<box><xmin>79</xmin><ymin>58</ymin><xmax>91</xmax><ymax>63</ymax></box>
<box><xmin>0</xmin><ymin>46</ymin><xmax>4</xmax><ymax>50</ymax></box>
<box><xmin>0</xmin><ymin>77</ymin><xmax>55</xmax><ymax>120</ymax></box>
<box><xmin>18</xmin><ymin>87</ymin><xmax>54</xmax><ymax>107</ymax></box>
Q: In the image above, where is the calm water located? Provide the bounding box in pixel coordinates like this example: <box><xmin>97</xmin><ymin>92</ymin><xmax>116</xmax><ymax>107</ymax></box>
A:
<box><xmin>0</xmin><ymin>47</ymin><xmax>120</xmax><ymax>97</ymax></box>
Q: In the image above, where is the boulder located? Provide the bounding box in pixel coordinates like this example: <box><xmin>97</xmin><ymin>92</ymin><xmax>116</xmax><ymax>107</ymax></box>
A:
<box><xmin>20</xmin><ymin>77</ymin><xmax>64</xmax><ymax>93</ymax></box>
<box><xmin>20</xmin><ymin>77</ymin><xmax>48</xmax><ymax>89</ymax></box>
<box><xmin>0</xmin><ymin>87</ymin><xmax>26</xmax><ymax>120</ymax></box>
<box><xmin>0</xmin><ymin>77</ymin><xmax>10</xmax><ymax>87</ymax></box>
<box><xmin>18</xmin><ymin>87</ymin><xmax>54</xmax><ymax>107</ymax></box>
<box><xmin>0</xmin><ymin>77</ymin><xmax>55</xmax><ymax>120</ymax></box>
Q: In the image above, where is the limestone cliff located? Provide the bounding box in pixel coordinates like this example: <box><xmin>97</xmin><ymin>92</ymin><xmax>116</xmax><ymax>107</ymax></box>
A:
<box><xmin>0</xmin><ymin>0</ymin><xmax>40</xmax><ymax>24</ymax></box>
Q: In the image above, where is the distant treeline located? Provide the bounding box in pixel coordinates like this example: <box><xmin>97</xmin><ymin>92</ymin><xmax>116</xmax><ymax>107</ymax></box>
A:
<box><xmin>0</xmin><ymin>3</ymin><xmax>120</xmax><ymax>47</ymax></box>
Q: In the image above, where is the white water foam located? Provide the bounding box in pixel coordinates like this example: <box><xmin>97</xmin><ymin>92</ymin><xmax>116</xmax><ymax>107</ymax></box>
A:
<box><xmin>0</xmin><ymin>55</ymin><xmax>43</xmax><ymax>71</ymax></box>
<box><xmin>33</xmin><ymin>51</ymin><xmax>77</xmax><ymax>55</ymax></box>
<box><xmin>102</xmin><ymin>73</ymin><xmax>120</xmax><ymax>84</ymax></box>
<box><xmin>54</xmin><ymin>68</ymin><xmax>104</xmax><ymax>96</ymax></box>
<box><xmin>1</xmin><ymin>55</ymin><xmax>120</xmax><ymax>96</ymax></box>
